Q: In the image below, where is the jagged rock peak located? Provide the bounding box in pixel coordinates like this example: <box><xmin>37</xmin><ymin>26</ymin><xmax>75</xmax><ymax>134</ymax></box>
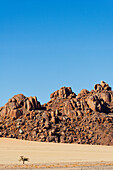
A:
<box><xmin>0</xmin><ymin>94</ymin><xmax>41</xmax><ymax>119</ymax></box>
<box><xmin>94</xmin><ymin>81</ymin><xmax>111</xmax><ymax>91</ymax></box>
<box><xmin>50</xmin><ymin>86</ymin><xmax>76</xmax><ymax>99</ymax></box>
<box><xmin>77</xmin><ymin>89</ymin><xmax>89</xmax><ymax>98</ymax></box>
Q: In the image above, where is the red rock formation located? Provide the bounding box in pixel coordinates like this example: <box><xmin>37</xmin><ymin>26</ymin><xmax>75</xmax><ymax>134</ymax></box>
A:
<box><xmin>0</xmin><ymin>81</ymin><xmax>113</xmax><ymax>146</ymax></box>
<box><xmin>0</xmin><ymin>94</ymin><xmax>41</xmax><ymax>119</ymax></box>
<box><xmin>50</xmin><ymin>87</ymin><xmax>76</xmax><ymax>99</ymax></box>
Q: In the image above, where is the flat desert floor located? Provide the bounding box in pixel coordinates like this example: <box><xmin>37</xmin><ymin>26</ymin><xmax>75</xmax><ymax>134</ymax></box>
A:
<box><xmin>0</xmin><ymin>138</ymin><xmax>113</xmax><ymax>169</ymax></box>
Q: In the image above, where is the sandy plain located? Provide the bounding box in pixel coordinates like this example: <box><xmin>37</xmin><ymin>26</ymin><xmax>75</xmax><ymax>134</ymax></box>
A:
<box><xmin>0</xmin><ymin>138</ymin><xmax>113</xmax><ymax>169</ymax></box>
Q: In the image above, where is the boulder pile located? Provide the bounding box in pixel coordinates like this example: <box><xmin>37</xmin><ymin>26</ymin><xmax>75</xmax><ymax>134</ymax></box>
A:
<box><xmin>0</xmin><ymin>81</ymin><xmax>113</xmax><ymax>145</ymax></box>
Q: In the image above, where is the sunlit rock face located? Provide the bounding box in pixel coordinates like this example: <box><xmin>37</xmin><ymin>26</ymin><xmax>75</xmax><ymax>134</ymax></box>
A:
<box><xmin>0</xmin><ymin>81</ymin><xmax>113</xmax><ymax>146</ymax></box>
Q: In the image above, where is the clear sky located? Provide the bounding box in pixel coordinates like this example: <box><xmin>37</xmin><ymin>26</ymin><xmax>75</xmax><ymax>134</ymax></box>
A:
<box><xmin>0</xmin><ymin>0</ymin><xmax>113</xmax><ymax>106</ymax></box>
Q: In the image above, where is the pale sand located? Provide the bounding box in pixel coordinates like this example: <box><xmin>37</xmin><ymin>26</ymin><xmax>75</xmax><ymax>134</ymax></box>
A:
<box><xmin>0</xmin><ymin>138</ymin><xmax>113</xmax><ymax>165</ymax></box>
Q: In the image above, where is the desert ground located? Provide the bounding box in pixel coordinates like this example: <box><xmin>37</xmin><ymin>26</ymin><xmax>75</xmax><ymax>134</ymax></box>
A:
<box><xmin>0</xmin><ymin>138</ymin><xmax>113</xmax><ymax>169</ymax></box>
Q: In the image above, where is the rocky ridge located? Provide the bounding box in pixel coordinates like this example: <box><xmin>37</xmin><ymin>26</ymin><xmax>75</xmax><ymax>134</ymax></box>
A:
<box><xmin>0</xmin><ymin>81</ymin><xmax>113</xmax><ymax>145</ymax></box>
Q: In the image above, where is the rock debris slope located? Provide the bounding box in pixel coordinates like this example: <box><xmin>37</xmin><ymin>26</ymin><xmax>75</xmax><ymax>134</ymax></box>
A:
<box><xmin>0</xmin><ymin>81</ymin><xmax>113</xmax><ymax>145</ymax></box>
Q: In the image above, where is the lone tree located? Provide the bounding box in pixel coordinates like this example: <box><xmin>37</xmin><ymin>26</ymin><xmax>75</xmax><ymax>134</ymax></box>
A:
<box><xmin>19</xmin><ymin>156</ymin><xmax>29</xmax><ymax>164</ymax></box>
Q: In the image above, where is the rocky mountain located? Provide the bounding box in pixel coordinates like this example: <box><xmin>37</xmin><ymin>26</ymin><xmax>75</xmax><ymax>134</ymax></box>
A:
<box><xmin>0</xmin><ymin>81</ymin><xmax>113</xmax><ymax>145</ymax></box>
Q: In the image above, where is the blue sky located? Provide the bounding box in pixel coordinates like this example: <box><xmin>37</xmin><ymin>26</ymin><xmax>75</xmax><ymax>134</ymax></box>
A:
<box><xmin>0</xmin><ymin>0</ymin><xmax>113</xmax><ymax>106</ymax></box>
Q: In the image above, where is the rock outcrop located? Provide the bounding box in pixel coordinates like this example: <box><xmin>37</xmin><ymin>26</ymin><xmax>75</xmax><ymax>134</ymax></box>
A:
<box><xmin>0</xmin><ymin>81</ymin><xmax>113</xmax><ymax>146</ymax></box>
<box><xmin>50</xmin><ymin>87</ymin><xmax>76</xmax><ymax>99</ymax></box>
<box><xmin>0</xmin><ymin>94</ymin><xmax>41</xmax><ymax>119</ymax></box>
